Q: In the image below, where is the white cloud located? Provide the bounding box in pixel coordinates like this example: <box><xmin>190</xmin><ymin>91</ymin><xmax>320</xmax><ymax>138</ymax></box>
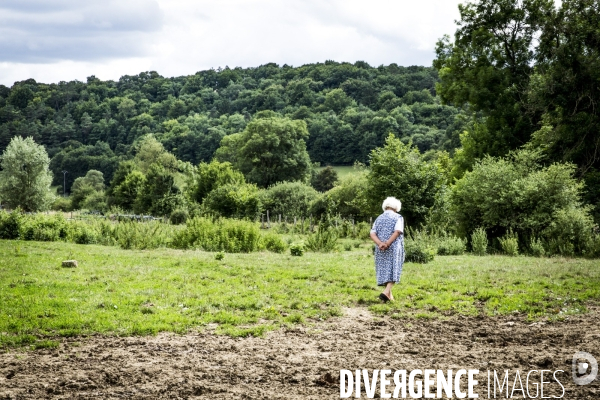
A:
<box><xmin>0</xmin><ymin>0</ymin><xmax>462</xmax><ymax>86</ymax></box>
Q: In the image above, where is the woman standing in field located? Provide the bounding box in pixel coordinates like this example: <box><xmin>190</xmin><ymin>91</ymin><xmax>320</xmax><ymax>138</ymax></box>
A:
<box><xmin>370</xmin><ymin>197</ymin><xmax>405</xmax><ymax>302</ymax></box>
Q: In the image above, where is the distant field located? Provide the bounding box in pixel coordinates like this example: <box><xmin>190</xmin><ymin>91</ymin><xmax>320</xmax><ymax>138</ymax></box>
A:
<box><xmin>1</xmin><ymin>239</ymin><xmax>599</xmax><ymax>349</ymax></box>
<box><xmin>317</xmin><ymin>165</ymin><xmax>358</xmax><ymax>179</ymax></box>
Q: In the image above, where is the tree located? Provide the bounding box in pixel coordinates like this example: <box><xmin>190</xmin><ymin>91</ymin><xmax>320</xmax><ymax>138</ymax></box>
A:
<box><xmin>111</xmin><ymin>170</ymin><xmax>146</xmax><ymax>211</ymax></box>
<box><xmin>217</xmin><ymin>114</ymin><xmax>312</xmax><ymax>187</ymax></box>
<box><xmin>0</xmin><ymin>136</ymin><xmax>54</xmax><ymax>211</ymax></box>
<box><xmin>434</xmin><ymin>0</ymin><xmax>554</xmax><ymax>160</ymax></box>
<box><xmin>134</xmin><ymin>163</ymin><xmax>183</xmax><ymax>216</ymax></box>
<box><xmin>192</xmin><ymin>160</ymin><xmax>245</xmax><ymax>204</ymax></box>
<box><xmin>311</xmin><ymin>166</ymin><xmax>339</xmax><ymax>192</ymax></box>
<box><xmin>134</xmin><ymin>135</ymin><xmax>178</xmax><ymax>173</ymax></box>
<box><xmin>527</xmin><ymin>0</ymin><xmax>600</xmax><ymax>220</ymax></box>
<box><xmin>367</xmin><ymin>134</ymin><xmax>443</xmax><ymax>227</ymax></box>
<box><xmin>70</xmin><ymin>170</ymin><xmax>105</xmax><ymax>210</ymax></box>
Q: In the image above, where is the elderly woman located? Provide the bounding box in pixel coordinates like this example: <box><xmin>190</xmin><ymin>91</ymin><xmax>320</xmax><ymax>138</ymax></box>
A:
<box><xmin>370</xmin><ymin>197</ymin><xmax>405</xmax><ymax>302</ymax></box>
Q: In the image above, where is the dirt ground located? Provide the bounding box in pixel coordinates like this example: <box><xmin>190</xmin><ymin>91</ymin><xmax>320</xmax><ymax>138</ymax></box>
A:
<box><xmin>1</xmin><ymin>307</ymin><xmax>599</xmax><ymax>399</ymax></box>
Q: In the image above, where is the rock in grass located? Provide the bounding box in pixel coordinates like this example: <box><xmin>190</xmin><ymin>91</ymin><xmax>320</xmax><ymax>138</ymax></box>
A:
<box><xmin>61</xmin><ymin>260</ymin><xmax>78</xmax><ymax>268</ymax></box>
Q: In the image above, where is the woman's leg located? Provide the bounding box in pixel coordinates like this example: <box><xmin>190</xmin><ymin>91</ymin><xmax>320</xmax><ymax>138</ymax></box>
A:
<box><xmin>383</xmin><ymin>281</ymin><xmax>394</xmax><ymax>300</ymax></box>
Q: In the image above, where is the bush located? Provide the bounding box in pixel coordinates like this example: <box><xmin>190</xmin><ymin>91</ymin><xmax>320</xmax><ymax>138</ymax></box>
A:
<box><xmin>436</xmin><ymin>236</ymin><xmax>466</xmax><ymax>255</ymax></box>
<box><xmin>529</xmin><ymin>237</ymin><xmax>546</xmax><ymax>257</ymax></box>
<box><xmin>170</xmin><ymin>208</ymin><xmax>189</xmax><ymax>225</ymax></box>
<box><xmin>543</xmin><ymin>207</ymin><xmax>594</xmax><ymax>256</ymax></box>
<box><xmin>471</xmin><ymin>227</ymin><xmax>488</xmax><ymax>256</ymax></box>
<box><xmin>203</xmin><ymin>183</ymin><xmax>261</xmax><ymax>219</ymax></box>
<box><xmin>305</xmin><ymin>223</ymin><xmax>338</xmax><ymax>252</ymax></box>
<box><xmin>21</xmin><ymin>214</ymin><xmax>69</xmax><ymax>242</ymax></box>
<box><xmin>50</xmin><ymin>197</ymin><xmax>71</xmax><ymax>212</ymax></box>
<box><xmin>114</xmin><ymin>221</ymin><xmax>175</xmax><ymax>250</ymax></box>
<box><xmin>499</xmin><ymin>230</ymin><xmax>519</xmax><ymax>256</ymax></box>
<box><xmin>355</xmin><ymin>221</ymin><xmax>372</xmax><ymax>240</ymax></box>
<box><xmin>260</xmin><ymin>181</ymin><xmax>318</xmax><ymax>218</ymax></box>
<box><xmin>0</xmin><ymin>210</ymin><xmax>22</xmax><ymax>239</ymax></box>
<box><xmin>450</xmin><ymin>149</ymin><xmax>590</xmax><ymax>248</ymax></box>
<box><xmin>344</xmin><ymin>243</ymin><xmax>352</xmax><ymax>251</ymax></box>
<box><xmin>290</xmin><ymin>243</ymin><xmax>305</xmax><ymax>256</ymax></box>
<box><xmin>405</xmin><ymin>239</ymin><xmax>436</xmax><ymax>263</ymax></box>
<box><xmin>215</xmin><ymin>251</ymin><xmax>225</xmax><ymax>260</ymax></box>
<box><xmin>311</xmin><ymin>171</ymin><xmax>370</xmax><ymax>220</ymax></box>
<box><xmin>172</xmin><ymin>217</ymin><xmax>261</xmax><ymax>253</ymax></box>
<box><xmin>311</xmin><ymin>166</ymin><xmax>338</xmax><ymax>192</ymax></box>
<box><xmin>70</xmin><ymin>221</ymin><xmax>99</xmax><ymax>245</ymax></box>
<box><xmin>261</xmin><ymin>232</ymin><xmax>287</xmax><ymax>253</ymax></box>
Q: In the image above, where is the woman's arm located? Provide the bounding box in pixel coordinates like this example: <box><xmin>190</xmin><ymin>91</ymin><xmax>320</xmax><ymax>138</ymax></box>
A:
<box><xmin>382</xmin><ymin>230</ymin><xmax>402</xmax><ymax>248</ymax></box>
<box><xmin>370</xmin><ymin>231</ymin><xmax>383</xmax><ymax>247</ymax></box>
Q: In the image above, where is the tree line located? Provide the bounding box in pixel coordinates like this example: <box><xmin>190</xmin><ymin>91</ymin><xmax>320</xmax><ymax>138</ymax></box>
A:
<box><xmin>0</xmin><ymin>62</ymin><xmax>470</xmax><ymax>192</ymax></box>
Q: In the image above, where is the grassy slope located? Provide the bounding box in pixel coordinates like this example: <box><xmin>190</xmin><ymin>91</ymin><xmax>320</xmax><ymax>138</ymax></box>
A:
<box><xmin>1</xmin><ymin>240</ymin><xmax>599</xmax><ymax>348</ymax></box>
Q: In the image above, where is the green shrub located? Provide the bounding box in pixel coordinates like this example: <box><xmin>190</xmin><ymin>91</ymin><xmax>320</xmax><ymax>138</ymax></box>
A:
<box><xmin>50</xmin><ymin>197</ymin><xmax>71</xmax><ymax>212</ymax></box>
<box><xmin>290</xmin><ymin>243</ymin><xmax>305</xmax><ymax>256</ymax></box>
<box><xmin>170</xmin><ymin>208</ymin><xmax>189</xmax><ymax>225</ymax></box>
<box><xmin>471</xmin><ymin>227</ymin><xmax>488</xmax><ymax>256</ymax></box>
<box><xmin>354</xmin><ymin>221</ymin><xmax>372</xmax><ymax>240</ymax></box>
<box><xmin>499</xmin><ymin>230</ymin><xmax>519</xmax><ymax>256</ymax></box>
<box><xmin>70</xmin><ymin>221</ymin><xmax>99</xmax><ymax>245</ymax></box>
<box><xmin>353</xmin><ymin>241</ymin><xmax>361</xmax><ymax>248</ymax></box>
<box><xmin>529</xmin><ymin>237</ymin><xmax>546</xmax><ymax>257</ymax></box>
<box><xmin>344</xmin><ymin>243</ymin><xmax>352</xmax><ymax>251</ymax></box>
<box><xmin>0</xmin><ymin>210</ymin><xmax>22</xmax><ymax>239</ymax></box>
<box><xmin>273</xmin><ymin>221</ymin><xmax>290</xmax><ymax>234</ymax></box>
<box><xmin>114</xmin><ymin>221</ymin><xmax>174</xmax><ymax>250</ymax></box>
<box><xmin>261</xmin><ymin>232</ymin><xmax>287</xmax><ymax>253</ymax></box>
<box><xmin>543</xmin><ymin>207</ymin><xmax>594</xmax><ymax>256</ymax></box>
<box><xmin>172</xmin><ymin>217</ymin><xmax>260</xmax><ymax>253</ymax></box>
<box><xmin>305</xmin><ymin>224</ymin><xmax>338</xmax><ymax>252</ymax></box>
<box><xmin>215</xmin><ymin>251</ymin><xmax>225</xmax><ymax>260</ymax></box>
<box><xmin>260</xmin><ymin>181</ymin><xmax>318</xmax><ymax>218</ymax></box>
<box><xmin>404</xmin><ymin>239</ymin><xmax>436</xmax><ymax>263</ymax></box>
<box><xmin>21</xmin><ymin>214</ymin><xmax>68</xmax><ymax>242</ymax></box>
<box><xmin>203</xmin><ymin>183</ymin><xmax>261</xmax><ymax>219</ymax></box>
<box><xmin>436</xmin><ymin>236</ymin><xmax>466</xmax><ymax>255</ymax></box>
<box><xmin>450</xmin><ymin>149</ymin><xmax>590</xmax><ymax>248</ymax></box>
<box><xmin>585</xmin><ymin>234</ymin><xmax>600</xmax><ymax>258</ymax></box>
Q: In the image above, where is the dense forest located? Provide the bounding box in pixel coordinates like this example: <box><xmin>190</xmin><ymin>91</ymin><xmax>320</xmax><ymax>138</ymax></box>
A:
<box><xmin>0</xmin><ymin>62</ymin><xmax>469</xmax><ymax>191</ymax></box>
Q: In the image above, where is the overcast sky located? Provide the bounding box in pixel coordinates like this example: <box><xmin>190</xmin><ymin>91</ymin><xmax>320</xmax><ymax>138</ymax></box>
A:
<box><xmin>0</xmin><ymin>0</ymin><xmax>463</xmax><ymax>86</ymax></box>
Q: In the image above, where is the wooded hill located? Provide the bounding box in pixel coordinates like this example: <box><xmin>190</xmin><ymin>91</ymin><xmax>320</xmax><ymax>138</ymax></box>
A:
<box><xmin>0</xmin><ymin>62</ymin><xmax>469</xmax><ymax>191</ymax></box>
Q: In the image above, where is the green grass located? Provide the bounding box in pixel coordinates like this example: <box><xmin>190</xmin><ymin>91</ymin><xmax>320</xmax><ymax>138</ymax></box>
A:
<box><xmin>318</xmin><ymin>165</ymin><xmax>357</xmax><ymax>179</ymax></box>
<box><xmin>1</xmin><ymin>240</ymin><xmax>599</xmax><ymax>348</ymax></box>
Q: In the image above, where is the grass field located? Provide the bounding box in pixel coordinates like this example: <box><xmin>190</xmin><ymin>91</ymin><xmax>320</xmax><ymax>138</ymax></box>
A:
<box><xmin>318</xmin><ymin>165</ymin><xmax>357</xmax><ymax>179</ymax></box>
<box><xmin>1</xmin><ymin>239</ymin><xmax>599</xmax><ymax>349</ymax></box>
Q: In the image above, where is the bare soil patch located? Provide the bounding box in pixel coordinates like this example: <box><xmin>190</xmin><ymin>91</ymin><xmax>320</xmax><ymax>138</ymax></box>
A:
<box><xmin>1</xmin><ymin>307</ymin><xmax>598</xmax><ymax>399</ymax></box>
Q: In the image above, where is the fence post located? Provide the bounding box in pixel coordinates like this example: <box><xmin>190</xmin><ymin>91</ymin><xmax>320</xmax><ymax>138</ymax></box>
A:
<box><xmin>261</xmin><ymin>214</ymin><xmax>265</xmax><ymax>229</ymax></box>
<box><xmin>301</xmin><ymin>217</ymin><xmax>305</xmax><ymax>234</ymax></box>
<box><xmin>278</xmin><ymin>214</ymin><xmax>281</xmax><ymax>223</ymax></box>
<box><xmin>267</xmin><ymin>210</ymin><xmax>270</xmax><ymax>229</ymax></box>
<box><xmin>310</xmin><ymin>215</ymin><xmax>313</xmax><ymax>233</ymax></box>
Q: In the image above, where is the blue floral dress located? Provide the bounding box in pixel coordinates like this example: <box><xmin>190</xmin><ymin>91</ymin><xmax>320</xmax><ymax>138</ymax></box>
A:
<box><xmin>371</xmin><ymin>210</ymin><xmax>405</xmax><ymax>286</ymax></box>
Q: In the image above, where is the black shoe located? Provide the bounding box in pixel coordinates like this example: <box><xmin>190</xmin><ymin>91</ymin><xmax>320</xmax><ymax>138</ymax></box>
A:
<box><xmin>379</xmin><ymin>293</ymin><xmax>390</xmax><ymax>303</ymax></box>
